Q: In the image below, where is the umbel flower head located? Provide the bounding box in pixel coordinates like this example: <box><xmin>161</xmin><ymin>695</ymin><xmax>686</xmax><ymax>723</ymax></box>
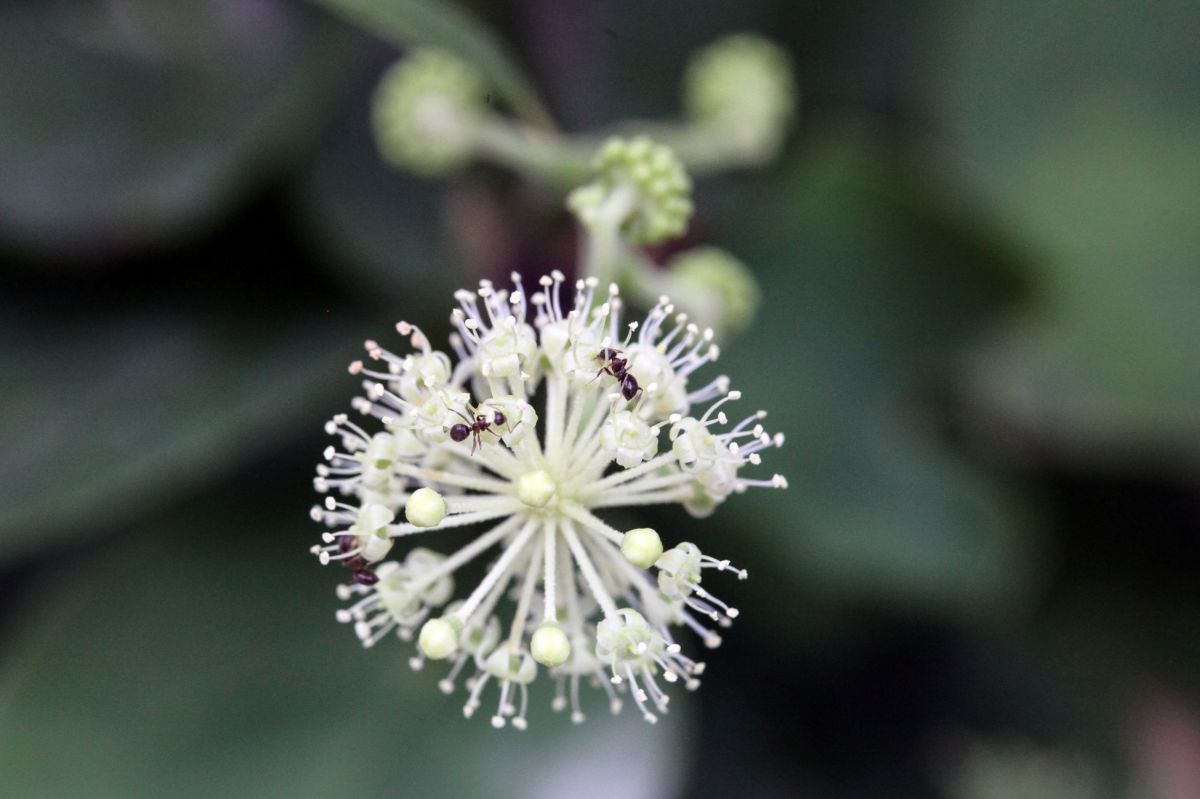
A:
<box><xmin>311</xmin><ymin>274</ymin><xmax>786</xmax><ymax>729</ymax></box>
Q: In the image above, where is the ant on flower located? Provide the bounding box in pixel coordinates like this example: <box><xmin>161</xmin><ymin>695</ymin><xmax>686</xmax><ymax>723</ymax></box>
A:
<box><xmin>449</xmin><ymin>404</ymin><xmax>516</xmax><ymax>454</ymax></box>
<box><xmin>335</xmin><ymin>534</ymin><xmax>380</xmax><ymax>586</ymax></box>
<box><xmin>595</xmin><ymin>347</ymin><xmax>643</xmax><ymax>401</ymax></box>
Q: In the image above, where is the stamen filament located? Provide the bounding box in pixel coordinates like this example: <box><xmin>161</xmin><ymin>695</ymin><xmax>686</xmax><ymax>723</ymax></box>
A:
<box><xmin>562</xmin><ymin>522</ymin><xmax>619</xmax><ymax>618</ymax></box>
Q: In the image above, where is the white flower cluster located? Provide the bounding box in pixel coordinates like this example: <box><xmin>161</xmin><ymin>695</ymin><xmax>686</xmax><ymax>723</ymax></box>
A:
<box><xmin>310</xmin><ymin>273</ymin><xmax>786</xmax><ymax>728</ymax></box>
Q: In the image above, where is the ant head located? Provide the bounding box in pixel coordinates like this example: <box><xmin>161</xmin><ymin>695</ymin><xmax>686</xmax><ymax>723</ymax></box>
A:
<box><xmin>492</xmin><ymin>410</ymin><xmax>506</xmax><ymax>426</ymax></box>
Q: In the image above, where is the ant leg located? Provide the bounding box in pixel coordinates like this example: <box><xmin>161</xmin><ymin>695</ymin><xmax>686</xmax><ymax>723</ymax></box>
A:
<box><xmin>591</xmin><ymin>365</ymin><xmax>617</xmax><ymax>383</ymax></box>
<box><xmin>487</xmin><ymin>419</ymin><xmax>522</xmax><ymax>441</ymax></box>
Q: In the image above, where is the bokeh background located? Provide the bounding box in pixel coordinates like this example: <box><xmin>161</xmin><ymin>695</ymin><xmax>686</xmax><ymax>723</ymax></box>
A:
<box><xmin>2</xmin><ymin>1</ymin><xmax>1198</xmax><ymax>797</ymax></box>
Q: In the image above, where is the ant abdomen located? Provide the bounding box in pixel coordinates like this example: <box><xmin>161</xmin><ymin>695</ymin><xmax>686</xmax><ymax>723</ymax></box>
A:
<box><xmin>596</xmin><ymin>347</ymin><xmax>643</xmax><ymax>401</ymax></box>
<box><xmin>621</xmin><ymin>373</ymin><xmax>640</xmax><ymax>401</ymax></box>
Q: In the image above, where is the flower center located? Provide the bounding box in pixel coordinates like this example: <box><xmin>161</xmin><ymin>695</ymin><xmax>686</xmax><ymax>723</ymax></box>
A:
<box><xmin>515</xmin><ymin>469</ymin><xmax>557</xmax><ymax>509</ymax></box>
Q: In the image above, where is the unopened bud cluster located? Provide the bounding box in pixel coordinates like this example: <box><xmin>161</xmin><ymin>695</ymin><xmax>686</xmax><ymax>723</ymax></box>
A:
<box><xmin>568</xmin><ymin>136</ymin><xmax>694</xmax><ymax>245</ymax></box>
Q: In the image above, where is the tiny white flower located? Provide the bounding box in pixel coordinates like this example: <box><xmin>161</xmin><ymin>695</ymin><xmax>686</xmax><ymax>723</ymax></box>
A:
<box><xmin>600</xmin><ymin>409</ymin><xmax>660</xmax><ymax>468</ymax></box>
<box><xmin>311</xmin><ymin>273</ymin><xmax>786</xmax><ymax>727</ymax></box>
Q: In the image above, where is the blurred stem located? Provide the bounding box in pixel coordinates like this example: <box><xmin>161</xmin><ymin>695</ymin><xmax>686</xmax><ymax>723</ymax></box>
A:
<box><xmin>476</xmin><ymin>116</ymin><xmax>759</xmax><ymax>190</ymax></box>
<box><xmin>581</xmin><ymin>183</ymin><xmax>638</xmax><ymax>286</ymax></box>
<box><xmin>476</xmin><ymin>116</ymin><xmax>592</xmax><ymax>188</ymax></box>
<box><xmin>618</xmin><ymin>120</ymin><xmax>770</xmax><ymax>173</ymax></box>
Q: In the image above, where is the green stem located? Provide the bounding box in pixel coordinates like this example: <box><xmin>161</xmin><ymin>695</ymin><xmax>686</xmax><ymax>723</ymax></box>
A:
<box><xmin>475</xmin><ymin>116</ymin><xmax>592</xmax><ymax>188</ymax></box>
<box><xmin>475</xmin><ymin>115</ymin><xmax>761</xmax><ymax>191</ymax></box>
<box><xmin>581</xmin><ymin>182</ymin><xmax>638</xmax><ymax>286</ymax></box>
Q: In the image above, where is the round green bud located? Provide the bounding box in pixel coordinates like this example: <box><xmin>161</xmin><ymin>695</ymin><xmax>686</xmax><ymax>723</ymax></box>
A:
<box><xmin>567</xmin><ymin>135</ymin><xmax>693</xmax><ymax>245</ymax></box>
<box><xmin>405</xmin><ymin>487</ymin><xmax>447</xmax><ymax>527</ymax></box>
<box><xmin>418</xmin><ymin>616</ymin><xmax>463</xmax><ymax>660</ymax></box>
<box><xmin>372</xmin><ymin>48</ymin><xmax>486</xmax><ymax>176</ymax></box>
<box><xmin>665</xmin><ymin>246</ymin><xmax>761</xmax><ymax>334</ymax></box>
<box><xmin>516</xmin><ymin>469</ymin><xmax>556</xmax><ymax>508</ymax></box>
<box><xmin>684</xmin><ymin>34</ymin><xmax>796</xmax><ymax>162</ymax></box>
<box><xmin>621</xmin><ymin>527</ymin><xmax>664</xmax><ymax>569</ymax></box>
<box><xmin>530</xmin><ymin>623</ymin><xmax>572</xmax><ymax>667</ymax></box>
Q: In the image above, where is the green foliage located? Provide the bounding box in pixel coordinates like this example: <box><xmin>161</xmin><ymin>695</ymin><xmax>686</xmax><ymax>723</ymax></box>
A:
<box><xmin>0</xmin><ymin>309</ymin><xmax>356</xmax><ymax>560</ymax></box>
<box><xmin>714</xmin><ymin>133</ymin><xmax>1041</xmax><ymax>622</ymax></box>
<box><xmin>293</xmin><ymin>97</ymin><xmax>455</xmax><ymax>303</ymax></box>
<box><xmin>0</xmin><ymin>496</ymin><xmax>690</xmax><ymax>798</ymax></box>
<box><xmin>926</xmin><ymin>0</ymin><xmax>1200</xmax><ymax>463</ymax></box>
<box><xmin>0</xmin><ymin>1</ymin><xmax>356</xmax><ymax>260</ymax></box>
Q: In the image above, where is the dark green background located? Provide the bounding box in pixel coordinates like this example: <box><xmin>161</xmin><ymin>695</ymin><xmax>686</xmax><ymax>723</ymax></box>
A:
<box><xmin>1</xmin><ymin>1</ymin><xmax>1198</xmax><ymax>797</ymax></box>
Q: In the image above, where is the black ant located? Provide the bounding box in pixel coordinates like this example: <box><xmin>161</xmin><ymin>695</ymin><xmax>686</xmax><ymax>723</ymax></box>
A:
<box><xmin>595</xmin><ymin>347</ymin><xmax>642</xmax><ymax>401</ymax></box>
<box><xmin>337</xmin><ymin>534</ymin><xmax>380</xmax><ymax>585</ymax></box>
<box><xmin>449</xmin><ymin>406</ymin><xmax>510</xmax><ymax>454</ymax></box>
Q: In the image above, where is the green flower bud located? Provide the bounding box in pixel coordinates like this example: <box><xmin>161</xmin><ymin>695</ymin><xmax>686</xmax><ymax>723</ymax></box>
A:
<box><xmin>516</xmin><ymin>469</ymin><xmax>556</xmax><ymax>508</ymax></box>
<box><xmin>664</xmin><ymin>246</ymin><xmax>762</xmax><ymax>334</ymax></box>
<box><xmin>405</xmin><ymin>486</ymin><xmax>447</xmax><ymax>527</ymax></box>
<box><xmin>418</xmin><ymin>616</ymin><xmax>463</xmax><ymax>660</ymax></box>
<box><xmin>568</xmin><ymin>135</ymin><xmax>694</xmax><ymax>245</ymax></box>
<box><xmin>684</xmin><ymin>34</ymin><xmax>796</xmax><ymax>162</ymax></box>
<box><xmin>620</xmin><ymin>527</ymin><xmax>664</xmax><ymax>569</ymax></box>
<box><xmin>372</xmin><ymin>48</ymin><xmax>486</xmax><ymax>176</ymax></box>
<box><xmin>530</xmin><ymin>623</ymin><xmax>572</xmax><ymax>667</ymax></box>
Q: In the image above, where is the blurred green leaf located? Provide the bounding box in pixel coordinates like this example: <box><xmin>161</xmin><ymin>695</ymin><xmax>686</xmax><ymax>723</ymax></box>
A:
<box><xmin>712</xmin><ymin>132</ymin><xmax>1041</xmax><ymax>621</ymax></box>
<box><xmin>0</xmin><ymin>308</ymin><xmax>354</xmax><ymax>560</ymax></box>
<box><xmin>308</xmin><ymin>0</ymin><xmax>552</xmax><ymax>125</ymax></box>
<box><xmin>921</xmin><ymin>0</ymin><xmax>1200</xmax><ymax>185</ymax></box>
<box><xmin>962</xmin><ymin>105</ymin><xmax>1200</xmax><ymax>462</ymax></box>
<box><xmin>923</xmin><ymin>0</ymin><xmax>1200</xmax><ymax>462</ymax></box>
<box><xmin>0</xmin><ymin>1</ymin><xmax>356</xmax><ymax>261</ymax></box>
<box><xmin>0</xmin><ymin>496</ymin><xmax>690</xmax><ymax>798</ymax></box>
<box><xmin>292</xmin><ymin>85</ymin><xmax>457</xmax><ymax>306</ymax></box>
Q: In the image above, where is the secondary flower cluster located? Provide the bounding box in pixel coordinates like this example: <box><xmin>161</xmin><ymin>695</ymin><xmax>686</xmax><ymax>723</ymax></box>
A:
<box><xmin>371</xmin><ymin>33</ymin><xmax>796</xmax><ymax>180</ymax></box>
<box><xmin>311</xmin><ymin>273</ymin><xmax>786</xmax><ymax>728</ymax></box>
